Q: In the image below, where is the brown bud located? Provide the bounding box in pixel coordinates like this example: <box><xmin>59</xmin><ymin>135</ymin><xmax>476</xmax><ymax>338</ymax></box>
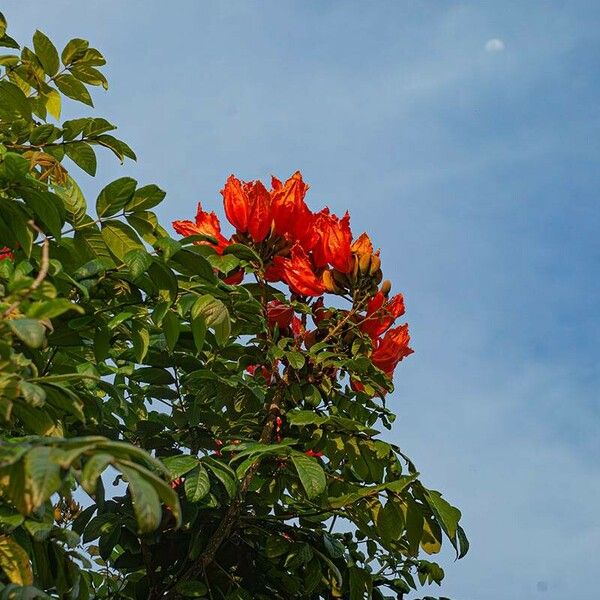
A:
<box><xmin>342</xmin><ymin>331</ymin><xmax>355</xmax><ymax>345</ymax></box>
<box><xmin>368</xmin><ymin>254</ymin><xmax>381</xmax><ymax>275</ymax></box>
<box><xmin>333</xmin><ymin>269</ymin><xmax>351</xmax><ymax>289</ymax></box>
<box><xmin>351</xmin><ymin>255</ymin><xmax>360</xmax><ymax>281</ymax></box>
<box><xmin>358</xmin><ymin>252</ymin><xmax>372</xmax><ymax>275</ymax></box>
<box><xmin>321</xmin><ymin>270</ymin><xmax>339</xmax><ymax>293</ymax></box>
<box><xmin>380</xmin><ymin>279</ymin><xmax>392</xmax><ymax>297</ymax></box>
<box><xmin>372</xmin><ymin>269</ymin><xmax>383</xmax><ymax>285</ymax></box>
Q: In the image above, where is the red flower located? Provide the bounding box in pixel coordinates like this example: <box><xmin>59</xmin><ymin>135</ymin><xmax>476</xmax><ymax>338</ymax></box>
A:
<box><xmin>173</xmin><ymin>202</ymin><xmax>230</xmax><ymax>254</ymax></box>
<box><xmin>350</xmin><ymin>379</ymin><xmax>365</xmax><ymax>393</ymax></box>
<box><xmin>266</xmin><ymin>300</ymin><xmax>294</xmax><ymax>330</ymax></box>
<box><xmin>271</xmin><ymin>171</ymin><xmax>316</xmax><ymax>250</ymax></box>
<box><xmin>291</xmin><ymin>316</ymin><xmax>305</xmax><ymax>338</ymax></box>
<box><xmin>273</xmin><ymin>244</ymin><xmax>325</xmax><ymax>296</ymax></box>
<box><xmin>170</xmin><ymin>477</ymin><xmax>184</xmax><ymax>491</ymax></box>
<box><xmin>221</xmin><ymin>176</ymin><xmax>272</xmax><ymax>242</ymax></box>
<box><xmin>0</xmin><ymin>247</ymin><xmax>13</xmax><ymax>261</ymax></box>
<box><xmin>223</xmin><ymin>269</ymin><xmax>245</xmax><ymax>285</ymax></box>
<box><xmin>360</xmin><ymin>292</ymin><xmax>405</xmax><ymax>340</ymax></box>
<box><xmin>264</xmin><ymin>261</ymin><xmax>285</xmax><ymax>283</ymax></box>
<box><xmin>246</xmin><ymin>363</ymin><xmax>275</xmax><ymax>382</ymax></box>
<box><xmin>305</xmin><ymin>449</ymin><xmax>324</xmax><ymax>458</ymax></box>
<box><xmin>371</xmin><ymin>324</ymin><xmax>413</xmax><ymax>376</ymax></box>
<box><xmin>312</xmin><ymin>209</ymin><xmax>353</xmax><ymax>272</ymax></box>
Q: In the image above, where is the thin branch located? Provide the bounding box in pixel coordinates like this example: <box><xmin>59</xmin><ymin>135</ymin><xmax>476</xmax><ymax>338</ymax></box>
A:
<box><xmin>162</xmin><ymin>388</ymin><xmax>284</xmax><ymax>599</ymax></box>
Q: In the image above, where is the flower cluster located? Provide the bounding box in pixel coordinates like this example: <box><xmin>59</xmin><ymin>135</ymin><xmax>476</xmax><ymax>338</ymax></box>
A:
<box><xmin>173</xmin><ymin>171</ymin><xmax>413</xmax><ymax>384</ymax></box>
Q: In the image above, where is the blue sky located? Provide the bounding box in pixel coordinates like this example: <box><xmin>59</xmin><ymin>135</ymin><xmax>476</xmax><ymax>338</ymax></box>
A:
<box><xmin>6</xmin><ymin>2</ymin><xmax>600</xmax><ymax>598</ymax></box>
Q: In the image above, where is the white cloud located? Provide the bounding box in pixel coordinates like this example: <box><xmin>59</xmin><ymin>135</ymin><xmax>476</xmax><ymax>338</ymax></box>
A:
<box><xmin>485</xmin><ymin>37</ymin><xmax>506</xmax><ymax>52</ymax></box>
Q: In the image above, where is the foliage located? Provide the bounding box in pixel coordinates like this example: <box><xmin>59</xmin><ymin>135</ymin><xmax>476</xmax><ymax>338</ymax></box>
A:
<box><xmin>0</xmin><ymin>13</ymin><xmax>467</xmax><ymax>600</ymax></box>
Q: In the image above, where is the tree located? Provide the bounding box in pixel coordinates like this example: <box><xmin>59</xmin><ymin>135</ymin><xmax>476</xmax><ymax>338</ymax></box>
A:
<box><xmin>0</xmin><ymin>12</ymin><xmax>468</xmax><ymax>600</ymax></box>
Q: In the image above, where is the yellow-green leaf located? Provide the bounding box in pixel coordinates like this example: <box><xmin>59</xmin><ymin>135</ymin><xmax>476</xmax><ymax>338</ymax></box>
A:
<box><xmin>0</xmin><ymin>535</ymin><xmax>33</xmax><ymax>585</ymax></box>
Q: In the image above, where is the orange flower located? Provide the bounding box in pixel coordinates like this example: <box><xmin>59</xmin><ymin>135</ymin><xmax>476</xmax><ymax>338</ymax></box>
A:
<box><xmin>222</xmin><ymin>175</ymin><xmax>249</xmax><ymax>232</ymax></box>
<box><xmin>173</xmin><ymin>202</ymin><xmax>230</xmax><ymax>254</ymax></box>
<box><xmin>266</xmin><ymin>300</ymin><xmax>294</xmax><ymax>330</ymax></box>
<box><xmin>351</xmin><ymin>232</ymin><xmax>373</xmax><ymax>256</ymax></box>
<box><xmin>246</xmin><ymin>180</ymin><xmax>272</xmax><ymax>242</ymax></box>
<box><xmin>360</xmin><ymin>291</ymin><xmax>405</xmax><ymax>340</ymax></box>
<box><xmin>312</xmin><ymin>208</ymin><xmax>353</xmax><ymax>272</ymax></box>
<box><xmin>371</xmin><ymin>324</ymin><xmax>413</xmax><ymax>376</ymax></box>
<box><xmin>273</xmin><ymin>244</ymin><xmax>325</xmax><ymax>296</ymax></box>
<box><xmin>221</xmin><ymin>176</ymin><xmax>272</xmax><ymax>242</ymax></box>
<box><xmin>271</xmin><ymin>171</ymin><xmax>316</xmax><ymax>250</ymax></box>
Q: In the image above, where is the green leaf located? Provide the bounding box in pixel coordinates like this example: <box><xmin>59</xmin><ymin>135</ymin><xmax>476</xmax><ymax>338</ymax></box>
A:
<box><xmin>131</xmin><ymin>326</ymin><xmax>150</xmax><ymax>362</ymax></box>
<box><xmin>8</xmin><ymin>319</ymin><xmax>46</xmax><ymax>349</ymax></box>
<box><xmin>55</xmin><ymin>175</ymin><xmax>86</xmax><ymax>226</ymax></box>
<box><xmin>21</xmin><ymin>189</ymin><xmax>65</xmax><ymax>239</ymax></box>
<box><xmin>80</xmin><ymin>453</ymin><xmax>113</xmax><ymax>495</ymax></box>
<box><xmin>175</xmin><ymin>580</ymin><xmax>208</xmax><ymax>597</ymax></box>
<box><xmin>183</xmin><ymin>465</ymin><xmax>211</xmax><ymax>503</ymax></box>
<box><xmin>148</xmin><ymin>260</ymin><xmax>178</xmax><ymax>303</ymax></box>
<box><xmin>32</xmin><ymin>30</ymin><xmax>59</xmax><ymax>76</ymax></box>
<box><xmin>170</xmin><ymin>249</ymin><xmax>216</xmax><ymax>282</ymax></box>
<box><xmin>203</xmin><ymin>457</ymin><xmax>237</xmax><ymax>498</ymax></box>
<box><xmin>123</xmin><ymin>248</ymin><xmax>152</xmax><ymax>279</ymax></box>
<box><xmin>425</xmin><ymin>490</ymin><xmax>461</xmax><ymax>542</ymax></box>
<box><xmin>286</xmin><ymin>351</ymin><xmax>305</xmax><ymax>370</ymax></box>
<box><xmin>54</xmin><ymin>73</ymin><xmax>93</xmax><ymax>106</ymax></box>
<box><xmin>27</xmin><ymin>299</ymin><xmax>83</xmax><ymax>319</ymax></box>
<box><xmin>291</xmin><ymin>453</ymin><xmax>326</xmax><ymax>500</ymax></box>
<box><xmin>455</xmin><ymin>524</ymin><xmax>469</xmax><ymax>559</ymax></box>
<box><xmin>70</xmin><ymin>64</ymin><xmax>107</xmax><ymax>89</ymax></box>
<box><xmin>29</xmin><ymin>123</ymin><xmax>62</xmax><ymax>145</ymax></box>
<box><xmin>101</xmin><ymin>220</ymin><xmax>144</xmax><ymax>262</ymax></box>
<box><xmin>119</xmin><ymin>465</ymin><xmax>161</xmax><ymax>534</ymax></box>
<box><xmin>96</xmin><ymin>177</ymin><xmax>137</xmax><ymax>217</ymax></box>
<box><xmin>0</xmin><ymin>508</ymin><xmax>24</xmax><ymax>531</ymax></box>
<box><xmin>118</xmin><ymin>459</ymin><xmax>181</xmax><ymax>528</ymax></box>
<box><xmin>125</xmin><ymin>184</ymin><xmax>166</xmax><ymax>212</ymax></box>
<box><xmin>162</xmin><ymin>310</ymin><xmax>180</xmax><ymax>352</ymax></box>
<box><xmin>61</xmin><ymin>38</ymin><xmax>89</xmax><ymax>66</ymax></box>
<box><xmin>93</xmin><ymin>134</ymin><xmax>136</xmax><ymax>162</ymax></box>
<box><xmin>191</xmin><ymin>295</ymin><xmax>228</xmax><ymax>328</ymax></box>
<box><xmin>377</xmin><ymin>500</ymin><xmax>404</xmax><ymax>543</ymax></box>
<box><xmin>65</xmin><ymin>141</ymin><xmax>97</xmax><ymax>176</ymax></box>
<box><xmin>23</xmin><ymin>447</ymin><xmax>62</xmax><ymax>512</ymax></box>
<box><xmin>0</xmin><ymin>81</ymin><xmax>31</xmax><ymax>121</ymax></box>
<box><xmin>0</xmin><ymin>535</ymin><xmax>33</xmax><ymax>585</ymax></box>
<box><xmin>191</xmin><ymin>314</ymin><xmax>206</xmax><ymax>353</ymax></box>
<box><xmin>163</xmin><ymin>455</ymin><xmax>199</xmax><ymax>479</ymax></box>
<box><xmin>74</xmin><ymin>227</ymin><xmax>113</xmax><ymax>264</ymax></box>
<box><xmin>130</xmin><ymin>367</ymin><xmax>174</xmax><ymax>385</ymax></box>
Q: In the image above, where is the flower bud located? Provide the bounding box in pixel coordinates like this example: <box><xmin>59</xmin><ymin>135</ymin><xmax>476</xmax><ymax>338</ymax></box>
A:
<box><xmin>321</xmin><ymin>269</ymin><xmax>339</xmax><ymax>293</ymax></box>
<box><xmin>368</xmin><ymin>254</ymin><xmax>381</xmax><ymax>276</ymax></box>
<box><xmin>380</xmin><ymin>279</ymin><xmax>392</xmax><ymax>297</ymax></box>
<box><xmin>358</xmin><ymin>252</ymin><xmax>372</xmax><ymax>275</ymax></box>
<box><xmin>351</xmin><ymin>255</ymin><xmax>360</xmax><ymax>280</ymax></box>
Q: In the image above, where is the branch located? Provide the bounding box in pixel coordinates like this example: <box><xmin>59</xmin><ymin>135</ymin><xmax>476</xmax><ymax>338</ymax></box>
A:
<box><xmin>1</xmin><ymin>221</ymin><xmax>49</xmax><ymax>319</ymax></box>
<box><xmin>162</xmin><ymin>391</ymin><xmax>284</xmax><ymax>599</ymax></box>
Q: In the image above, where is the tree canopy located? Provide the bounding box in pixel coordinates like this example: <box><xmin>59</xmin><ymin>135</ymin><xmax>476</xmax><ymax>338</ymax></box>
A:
<box><xmin>0</xmin><ymin>13</ymin><xmax>467</xmax><ymax>600</ymax></box>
